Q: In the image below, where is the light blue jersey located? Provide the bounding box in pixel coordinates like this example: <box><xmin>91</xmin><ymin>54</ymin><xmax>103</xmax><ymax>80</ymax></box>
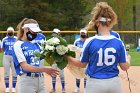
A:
<box><xmin>1</xmin><ymin>36</ymin><xmax>17</xmax><ymax>55</ymax></box>
<box><xmin>80</xmin><ymin>35</ymin><xmax>127</xmax><ymax>79</ymax></box>
<box><xmin>12</xmin><ymin>40</ymin><xmax>42</xmax><ymax>75</ymax></box>
<box><xmin>74</xmin><ymin>38</ymin><xmax>85</xmax><ymax>48</ymax></box>
<box><xmin>31</xmin><ymin>33</ymin><xmax>46</xmax><ymax>45</ymax></box>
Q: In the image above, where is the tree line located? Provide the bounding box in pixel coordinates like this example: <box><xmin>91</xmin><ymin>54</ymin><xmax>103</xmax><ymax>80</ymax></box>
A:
<box><xmin>0</xmin><ymin>0</ymin><xmax>140</xmax><ymax>31</ymax></box>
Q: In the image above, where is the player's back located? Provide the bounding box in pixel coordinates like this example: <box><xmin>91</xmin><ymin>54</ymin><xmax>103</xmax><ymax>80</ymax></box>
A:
<box><xmin>81</xmin><ymin>35</ymin><xmax>127</xmax><ymax>79</ymax></box>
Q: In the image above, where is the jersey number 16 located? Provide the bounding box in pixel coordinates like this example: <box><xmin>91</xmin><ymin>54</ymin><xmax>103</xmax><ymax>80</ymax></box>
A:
<box><xmin>97</xmin><ymin>48</ymin><xmax>116</xmax><ymax>66</ymax></box>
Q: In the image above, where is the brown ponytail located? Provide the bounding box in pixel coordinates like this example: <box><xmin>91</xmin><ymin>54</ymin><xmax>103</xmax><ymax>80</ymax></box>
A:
<box><xmin>85</xmin><ymin>2</ymin><xmax>117</xmax><ymax>30</ymax></box>
<box><xmin>16</xmin><ymin>18</ymin><xmax>29</xmax><ymax>40</ymax></box>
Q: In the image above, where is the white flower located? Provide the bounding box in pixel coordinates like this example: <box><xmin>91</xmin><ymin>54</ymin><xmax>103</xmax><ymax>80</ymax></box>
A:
<box><xmin>46</xmin><ymin>37</ymin><xmax>60</xmax><ymax>46</ymax></box>
<box><xmin>40</xmin><ymin>51</ymin><xmax>43</xmax><ymax>54</ymax></box>
<box><xmin>40</xmin><ymin>39</ymin><xmax>45</xmax><ymax>44</ymax></box>
<box><xmin>40</xmin><ymin>45</ymin><xmax>44</xmax><ymax>50</ymax></box>
<box><xmin>45</xmin><ymin>45</ymin><xmax>55</xmax><ymax>51</ymax></box>
<box><xmin>56</xmin><ymin>45</ymin><xmax>68</xmax><ymax>55</ymax></box>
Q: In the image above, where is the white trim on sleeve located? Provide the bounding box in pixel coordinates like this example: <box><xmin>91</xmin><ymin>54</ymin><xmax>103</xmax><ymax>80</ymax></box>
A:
<box><xmin>14</xmin><ymin>41</ymin><xmax>26</xmax><ymax>63</ymax></box>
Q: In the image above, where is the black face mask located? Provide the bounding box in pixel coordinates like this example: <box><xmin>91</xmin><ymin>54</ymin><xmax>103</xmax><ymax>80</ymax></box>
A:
<box><xmin>94</xmin><ymin>25</ymin><xmax>98</xmax><ymax>34</ymax></box>
<box><xmin>26</xmin><ymin>31</ymin><xmax>37</xmax><ymax>41</ymax></box>
<box><xmin>80</xmin><ymin>35</ymin><xmax>86</xmax><ymax>38</ymax></box>
<box><xmin>7</xmin><ymin>32</ymin><xmax>14</xmax><ymax>36</ymax></box>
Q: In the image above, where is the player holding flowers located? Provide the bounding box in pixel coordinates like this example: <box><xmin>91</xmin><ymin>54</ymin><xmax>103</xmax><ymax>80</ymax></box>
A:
<box><xmin>67</xmin><ymin>2</ymin><xmax>131</xmax><ymax>93</ymax></box>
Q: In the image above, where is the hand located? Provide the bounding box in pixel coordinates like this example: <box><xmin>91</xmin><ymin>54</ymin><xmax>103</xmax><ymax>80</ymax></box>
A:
<box><xmin>43</xmin><ymin>67</ymin><xmax>59</xmax><ymax>77</ymax></box>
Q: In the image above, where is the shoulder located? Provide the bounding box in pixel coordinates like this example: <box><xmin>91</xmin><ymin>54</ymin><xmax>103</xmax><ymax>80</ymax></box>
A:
<box><xmin>14</xmin><ymin>36</ymin><xmax>17</xmax><ymax>39</ymax></box>
<box><xmin>74</xmin><ymin>38</ymin><xmax>80</xmax><ymax>42</ymax></box>
<box><xmin>38</xmin><ymin>33</ymin><xmax>45</xmax><ymax>37</ymax></box>
<box><xmin>83</xmin><ymin>36</ymin><xmax>96</xmax><ymax>47</ymax></box>
<box><xmin>110</xmin><ymin>31</ymin><xmax>120</xmax><ymax>38</ymax></box>
<box><xmin>14</xmin><ymin>40</ymin><xmax>24</xmax><ymax>48</ymax></box>
<box><xmin>37</xmin><ymin>33</ymin><xmax>46</xmax><ymax>39</ymax></box>
<box><xmin>85</xmin><ymin>36</ymin><xmax>97</xmax><ymax>42</ymax></box>
<box><xmin>2</xmin><ymin>36</ymin><xmax>8</xmax><ymax>40</ymax></box>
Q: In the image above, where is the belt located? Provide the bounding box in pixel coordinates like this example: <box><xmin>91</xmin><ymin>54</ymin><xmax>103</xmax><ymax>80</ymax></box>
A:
<box><xmin>26</xmin><ymin>73</ymin><xmax>44</xmax><ymax>77</ymax></box>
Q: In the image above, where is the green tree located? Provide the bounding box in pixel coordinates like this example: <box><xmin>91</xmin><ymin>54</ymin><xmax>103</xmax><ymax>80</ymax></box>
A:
<box><xmin>23</xmin><ymin>0</ymin><xmax>88</xmax><ymax>30</ymax></box>
<box><xmin>0</xmin><ymin>0</ymin><xmax>24</xmax><ymax>30</ymax></box>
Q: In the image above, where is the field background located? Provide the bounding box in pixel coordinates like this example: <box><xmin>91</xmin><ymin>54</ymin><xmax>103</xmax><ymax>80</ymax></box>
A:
<box><xmin>0</xmin><ymin>47</ymin><xmax>140</xmax><ymax>93</ymax></box>
<box><xmin>0</xmin><ymin>48</ymin><xmax>140</xmax><ymax>67</ymax></box>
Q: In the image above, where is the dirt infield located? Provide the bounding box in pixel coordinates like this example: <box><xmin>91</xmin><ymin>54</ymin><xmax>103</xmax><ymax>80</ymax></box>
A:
<box><xmin>0</xmin><ymin>66</ymin><xmax>140</xmax><ymax>93</ymax></box>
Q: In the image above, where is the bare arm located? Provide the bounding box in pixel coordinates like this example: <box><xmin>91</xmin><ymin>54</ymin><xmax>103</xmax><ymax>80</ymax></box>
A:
<box><xmin>119</xmin><ymin>55</ymin><xmax>131</xmax><ymax>71</ymax></box>
<box><xmin>67</xmin><ymin>56</ymin><xmax>87</xmax><ymax>68</ymax></box>
<box><xmin>20</xmin><ymin>61</ymin><xmax>59</xmax><ymax>77</ymax></box>
<box><xmin>0</xmin><ymin>48</ymin><xmax>3</xmax><ymax>53</ymax></box>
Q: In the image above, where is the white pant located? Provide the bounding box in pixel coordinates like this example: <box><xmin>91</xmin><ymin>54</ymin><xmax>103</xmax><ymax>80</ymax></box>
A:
<box><xmin>3</xmin><ymin>55</ymin><xmax>17</xmax><ymax>77</ymax></box>
<box><xmin>85</xmin><ymin>76</ymin><xmax>121</xmax><ymax>93</ymax></box>
<box><xmin>18</xmin><ymin>73</ymin><xmax>47</xmax><ymax>93</ymax></box>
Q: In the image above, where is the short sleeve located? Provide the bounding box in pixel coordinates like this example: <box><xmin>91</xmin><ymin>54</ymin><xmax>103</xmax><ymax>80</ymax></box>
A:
<box><xmin>118</xmin><ymin>41</ymin><xmax>127</xmax><ymax>63</ymax></box>
<box><xmin>14</xmin><ymin>41</ymin><xmax>26</xmax><ymax>64</ymax></box>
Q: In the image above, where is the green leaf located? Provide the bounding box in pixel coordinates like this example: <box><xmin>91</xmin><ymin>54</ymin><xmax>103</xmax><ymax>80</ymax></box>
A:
<box><xmin>56</xmin><ymin>57</ymin><xmax>68</xmax><ymax>70</ymax></box>
<box><xmin>52</xmin><ymin>51</ymin><xmax>64</xmax><ymax>62</ymax></box>
<box><xmin>58</xmin><ymin>36</ymin><xmax>67</xmax><ymax>46</ymax></box>
<box><xmin>67</xmin><ymin>50</ymin><xmax>76</xmax><ymax>57</ymax></box>
<box><xmin>44</xmin><ymin>55</ymin><xmax>54</xmax><ymax>66</ymax></box>
<box><xmin>34</xmin><ymin>52</ymin><xmax>42</xmax><ymax>57</ymax></box>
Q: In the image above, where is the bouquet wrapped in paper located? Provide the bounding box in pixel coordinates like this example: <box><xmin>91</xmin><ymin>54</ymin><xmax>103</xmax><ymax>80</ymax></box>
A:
<box><xmin>34</xmin><ymin>36</ymin><xmax>75</xmax><ymax>70</ymax></box>
<box><xmin>67</xmin><ymin>45</ymin><xmax>86</xmax><ymax>79</ymax></box>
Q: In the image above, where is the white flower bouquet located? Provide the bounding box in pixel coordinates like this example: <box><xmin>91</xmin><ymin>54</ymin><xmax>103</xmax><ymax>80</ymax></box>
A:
<box><xmin>34</xmin><ymin>36</ymin><xmax>75</xmax><ymax>70</ymax></box>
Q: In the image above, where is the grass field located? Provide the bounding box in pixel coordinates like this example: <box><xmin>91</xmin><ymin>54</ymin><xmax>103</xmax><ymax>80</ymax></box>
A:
<box><xmin>0</xmin><ymin>48</ymin><xmax>140</xmax><ymax>67</ymax></box>
<box><xmin>129</xmin><ymin>48</ymin><xmax>140</xmax><ymax>66</ymax></box>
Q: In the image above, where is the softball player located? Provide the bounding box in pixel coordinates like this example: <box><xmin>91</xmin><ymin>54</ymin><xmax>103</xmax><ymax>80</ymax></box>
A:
<box><xmin>50</xmin><ymin>28</ymin><xmax>66</xmax><ymax>93</ymax></box>
<box><xmin>12</xmin><ymin>18</ymin><xmax>59</xmax><ymax>93</ymax></box>
<box><xmin>73</xmin><ymin>29</ymin><xmax>87</xmax><ymax>93</ymax></box>
<box><xmin>1</xmin><ymin>27</ymin><xmax>17</xmax><ymax>93</ymax></box>
<box><xmin>31</xmin><ymin>32</ymin><xmax>46</xmax><ymax>66</ymax></box>
<box><xmin>67</xmin><ymin>2</ymin><xmax>130</xmax><ymax>93</ymax></box>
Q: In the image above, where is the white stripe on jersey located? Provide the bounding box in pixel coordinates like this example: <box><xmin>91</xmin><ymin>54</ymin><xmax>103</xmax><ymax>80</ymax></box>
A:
<box><xmin>14</xmin><ymin>41</ymin><xmax>26</xmax><ymax>63</ymax></box>
<box><xmin>80</xmin><ymin>36</ymin><xmax>95</xmax><ymax>61</ymax></box>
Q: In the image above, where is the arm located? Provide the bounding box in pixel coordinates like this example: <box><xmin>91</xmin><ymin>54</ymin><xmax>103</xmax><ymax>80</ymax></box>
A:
<box><xmin>119</xmin><ymin>55</ymin><xmax>131</xmax><ymax>71</ymax></box>
<box><xmin>67</xmin><ymin>56</ymin><xmax>87</xmax><ymax>68</ymax></box>
<box><xmin>20</xmin><ymin>61</ymin><xmax>59</xmax><ymax>77</ymax></box>
<box><xmin>0</xmin><ymin>39</ymin><xmax>4</xmax><ymax>52</ymax></box>
<box><xmin>0</xmin><ymin>48</ymin><xmax>3</xmax><ymax>52</ymax></box>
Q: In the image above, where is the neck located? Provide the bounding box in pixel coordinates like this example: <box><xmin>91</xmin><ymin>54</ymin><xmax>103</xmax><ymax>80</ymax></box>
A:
<box><xmin>98</xmin><ymin>26</ymin><xmax>111</xmax><ymax>36</ymax></box>
<box><xmin>21</xmin><ymin>34</ymin><xmax>29</xmax><ymax>41</ymax></box>
<box><xmin>81</xmin><ymin>38</ymin><xmax>86</xmax><ymax>41</ymax></box>
<box><xmin>8</xmin><ymin>35</ymin><xmax>14</xmax><ymax>38</ymax></box>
